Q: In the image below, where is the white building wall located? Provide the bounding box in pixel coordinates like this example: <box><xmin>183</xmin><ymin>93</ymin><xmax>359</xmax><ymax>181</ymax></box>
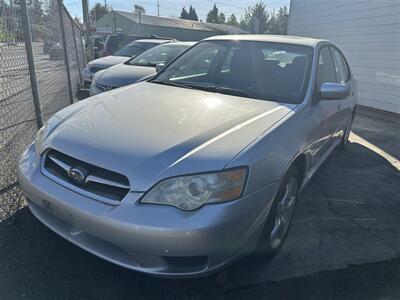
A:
<box><xmin>288</xmin><ymin>0</ymin><xmax>400</xmax><ymax>114</ymax></box>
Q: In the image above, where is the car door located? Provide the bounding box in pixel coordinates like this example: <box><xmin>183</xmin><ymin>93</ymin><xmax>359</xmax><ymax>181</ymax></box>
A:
<box><xmin>329</xmin><ymin>46</ymin><xmax>355</xmax><ymax>138</ymax></box>
<box><xmin>310</xmin><ymin>46</ymin><xmax>339</xmax><ymax>166</ymax></box>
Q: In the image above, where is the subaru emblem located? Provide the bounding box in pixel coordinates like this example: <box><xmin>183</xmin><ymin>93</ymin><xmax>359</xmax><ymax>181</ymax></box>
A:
<box><xmin>68</xmin><ymin>167</ymin><xmax>86</xmax><ymax>184</ymax></box>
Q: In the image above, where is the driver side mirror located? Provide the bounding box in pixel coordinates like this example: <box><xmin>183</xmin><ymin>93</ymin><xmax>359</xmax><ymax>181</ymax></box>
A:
<box><xmin>155</xmin><ymin>63</ymin><xmax>165</xmax><ymax>73</ymax></box>
<box><xmin>320</xmin><ymin>82</ymin><xmax>351</xmax><ymax>100</ymax></box>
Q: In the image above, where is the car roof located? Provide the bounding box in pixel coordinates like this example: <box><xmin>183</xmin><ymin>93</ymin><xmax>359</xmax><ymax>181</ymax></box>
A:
<box><xmin>204</xmin><ymin>34</ymin><xmax>328</xmax><ymax>47</ymax></box>
<box><xmin>133</xmin><ymin>39</ymin><xmax>175</xmax><ymax>44</ymax></box>
<box><xmin>163</xmin><ymin>41</ymin><xmax>196</xmax><ymax>47</ymax></box>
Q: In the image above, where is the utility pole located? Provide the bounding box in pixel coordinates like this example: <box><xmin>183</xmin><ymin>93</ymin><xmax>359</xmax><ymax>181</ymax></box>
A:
<box><xmin>82</xmin><ymin>0</ymin><xmax>92</xmax><ymax>60</ymax></box>
<box><xmin>157</xmin><ymin>0</ymin><xmax>160</xmax><ymax>16</ymax></box>
<box><xmin>113</xmin><ymin>10</ymin><xmax>117</xmax><ymax>33</ymax></box>
<box><xmin>137</xmin><ymin>11</ymin><xmax>141</xmax><ymax>34</ymax></box>
<box><xmin>82</xmin><ymin>0</ymin><xmax>89</xmax><ymax>31</ymax></box>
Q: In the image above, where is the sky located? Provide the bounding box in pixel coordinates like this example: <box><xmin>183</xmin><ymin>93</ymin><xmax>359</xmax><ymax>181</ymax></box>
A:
<box><xmin>65</xmin><ymin>0</ymin><xmax>290</xmax><ymax>22</ymax></box>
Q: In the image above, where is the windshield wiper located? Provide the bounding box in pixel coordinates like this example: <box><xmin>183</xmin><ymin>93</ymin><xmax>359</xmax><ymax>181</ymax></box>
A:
<box><xmin>188</xmin><ymin>85</ymin><xmax>261</xmax><ymax>100</ymax></box>
<box><xmin>142</xmin><ymin>62</ymin><xmax>158</xmax><ymax>67</ymax></box>
<box><xmin>151</xmin><ymin>80</ymin><xmax>193</xmax><ymax>89</ymax></box>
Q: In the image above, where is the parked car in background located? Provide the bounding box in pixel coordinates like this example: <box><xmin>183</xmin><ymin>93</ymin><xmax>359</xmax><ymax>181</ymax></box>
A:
<box><xmin>100</xmin><ymin>33</ymin><xmax>173</xmax><ymax>57</ymax></box>
<box><xmin>82</xmin><ymin>39</ymin><xmax>175</xmax><ymax>89</ymax></box>
<box><xmin>49</xmin><ymin>43</ymin><xmax>64</xmax><ymax>60</ymax></box>
<box><xmin>90</xmin><ymin>41</ymin><xmax>195</xmax><ymax>95</ymax></box>
<box><xmin>19</xmin><ymin>35</ymin><xmax>357</xmax><ymax>277</ymax></box>
<box><xmin>43</xmin><ymin>41</ymin><xmax>56</xmax><ymax>54</ymax></box>
<box><xmin>93</xmin><ymin>36</ymin><xmax>105</xmax><ymax>59</ymax></box>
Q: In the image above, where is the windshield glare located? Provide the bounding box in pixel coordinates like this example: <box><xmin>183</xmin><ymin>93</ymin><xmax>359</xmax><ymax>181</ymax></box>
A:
<box><xmin>114</xmin><ymin>42</ymin><xmax>157</xmax><ymax>57</ymax></box>
<box><xmin>153</xmin><ymin>40</ymin><xmax>313</xmax><ymax>104</ymax></box>
<box><xmin>127</xmin><ymin>44</ymin><xmax>189</xmax><ymax>67</ymax></box>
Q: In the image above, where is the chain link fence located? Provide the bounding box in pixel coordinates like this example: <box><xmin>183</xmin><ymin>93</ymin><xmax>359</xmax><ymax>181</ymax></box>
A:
<box><xmin>0</xmin><ymin>0</ymin><xmax>85</xmax><ymax>221</ymax></box>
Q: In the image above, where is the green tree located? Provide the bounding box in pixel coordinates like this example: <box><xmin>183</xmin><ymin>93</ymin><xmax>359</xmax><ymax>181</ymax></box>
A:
<box><xmin>90</xmin><ymin>3</ymin><xmax>110</xmax><ymax>23</ymax></box>
<box><xmin>134</xmin><ymin>4</ymin><xmax>145</xmax><ymax>14</ymax></box>
<box><xmin>267</xmin><ymin>10</ymin><xmax>278</xmax><ymax>33</ymax></box>
<box><xmin>277</xmin><ymin>6</ymin><xmax>289</xmax><ymax>34</ymax></box>
<box><xmin>180</xmin><ymin>6</ymin><xmax>188</xmax><ymax>19</ymax></box>
<box><xmin>42</xmin><ymin>0</ymin><xmax>60</xmax><ymax>42</ymax></box>
<box><xmin>188</xmin><ymin>5</ymin><xmax>198</xmax><ymax>21</ymax></box>
<box><xmin>0</xmin><ymin>17</ymin><xmax>5</xmax><ymax>42</ymax></box>
<box><xmin>206</xmin><ymin>4</ymin><xmax>219</xmax><ymax>23</ymax></box>
<box><xmin>240</xmin><ymin>1</ymin><xmax>269</xmax><ymax>33</ymax></box>
<box><xmin>73</xmin><ymin>16</ymin><xmax>82</xmax><ymax>25</ymax></box>
<box><xmin>267</xmin><ymin>6</ymin><xmax>289</xmax><ymax>34</ymax></box>
<box><xmin>218</xmin><ymin>12</ymin><xmax>225</xmax><ymax>24</ymax></box>
<box><xmin>206</xmin><ymin>4</ymin><xmax>225</xmax><ymax>24</ymax></box>
<box><xmin>226</xmin><ymin>14</ymin><xmax>239</xmax><ymax>27</ymax></box>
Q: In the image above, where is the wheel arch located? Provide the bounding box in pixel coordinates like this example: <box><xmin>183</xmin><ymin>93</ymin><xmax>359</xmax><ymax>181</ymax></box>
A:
<box><xmin>287</xmin><ymin>152</ymin><xmax>309</xmax><ymax>188</ymax></box>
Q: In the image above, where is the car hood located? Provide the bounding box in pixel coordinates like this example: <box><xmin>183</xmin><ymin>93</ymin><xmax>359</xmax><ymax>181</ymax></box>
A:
<box><xmin>89</xmin><ymin>56</ymin><xmax>129</xmax><ymax>69</ymax></box>
<box><xmin>43</xmin><ymin>82</ymin><xmax>295</xmax><ymax>191</ymax></box>
<box><xmin>96</xmin><ymin>63</ymin><xmax>156</xmax><ymax>87</ymax></box>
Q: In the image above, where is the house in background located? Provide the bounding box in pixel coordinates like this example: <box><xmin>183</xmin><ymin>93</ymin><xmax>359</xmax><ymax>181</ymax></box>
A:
<box><xmin>96</xmin><ymin>10</ymin><xmax>247</xmax><ymax>41</ymax></box>
<box><xmin>288</xmin><ymin>0</ymin><xmax>400</xmax><ymax>114</ymax></box>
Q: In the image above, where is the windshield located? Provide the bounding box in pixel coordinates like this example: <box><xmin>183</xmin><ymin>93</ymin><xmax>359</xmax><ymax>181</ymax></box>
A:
<box><xmin>114</xmin><ymin>42</ymin><xmax>157</xmax><ymax>57</ymax></box>
<box><xmin>152</xmin><ymin>40</ymin><xmax>313</xmax><ymax>104</ymax></box>
<box><xmin>126</xmin><ymin>44</ymin><xmax>190</xmax><ymax>67</ymax></box>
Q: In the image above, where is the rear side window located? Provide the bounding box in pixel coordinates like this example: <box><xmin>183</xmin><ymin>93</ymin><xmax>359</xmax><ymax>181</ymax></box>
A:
<box><xmin>317</xmin><ymin>47</ymin><xmax>336</xmax><ymax>88</ymax></box>
<box><xmin>104</xmin><ymin>36</ymin><xmax>139</xmax><ymax>54</ymax></box>
<box><xmin>330</xmin><ymin>47</ymin><xmax>348</xmax><ymax>83</ymax></box>
<box><xmin>114</xmin><ymin>42</ymin><xmax>157</xmax><ymax>57</ymax></box>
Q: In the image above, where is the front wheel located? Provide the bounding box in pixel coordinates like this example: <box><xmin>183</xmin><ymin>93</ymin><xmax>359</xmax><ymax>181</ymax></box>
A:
<box><xmin>255</xmin><ymin>166</ymin><xmax>300</xmax><ymax>257</ymax></box>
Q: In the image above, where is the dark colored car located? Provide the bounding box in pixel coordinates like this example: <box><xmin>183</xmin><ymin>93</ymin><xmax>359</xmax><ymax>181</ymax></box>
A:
<box><xmin>43</xmin><ymin>41</ymin><xmax>56</xmax><ymax>54</ymax></box>
<box><xmin>93</xmin><ymin>36</ymin><xmax>105</xmax><ymax>59</ymax></box>
<box><xmin>49</xmin><ymin>44</ymin><xmax>64</xmax><ymax>60</ymax></box>
<box><xmin>90</xmin><ymin>42</ymin><xmax>195</xmax><ymax>95</ymax></box>
<box><xmin>101</xmin><ymin>34</ymin><xmax>172</xmax><ymax>57</ymax></box>
<box><xmin>83</xmin><ymin>39</ymin><xmax>175</xmax><ymax>89</ymax></box>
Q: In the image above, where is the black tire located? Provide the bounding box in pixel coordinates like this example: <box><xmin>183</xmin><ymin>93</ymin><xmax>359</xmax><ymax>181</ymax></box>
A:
<box><xmin>255</xmin><ymin>166</ymin><xmax>301</xmax><ymax>257</ymax></box>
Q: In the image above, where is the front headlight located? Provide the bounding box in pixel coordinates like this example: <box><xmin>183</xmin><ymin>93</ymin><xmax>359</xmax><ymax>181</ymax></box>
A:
<box><xmin>91</xmin><ymin>72</ymin><xmax>99</xmax><ymax>85</ymax></box>
<box><xmin>141</xmin><ymin>168</ymin><xmax>247</xmax><ymax>211</ymax></box>
<box><xmin>83</xmin><ymin>65</ymin><xmax>90</xmax><ymax>75</ymax></box>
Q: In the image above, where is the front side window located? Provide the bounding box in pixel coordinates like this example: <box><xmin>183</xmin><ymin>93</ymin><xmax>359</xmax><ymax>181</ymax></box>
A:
<box><xmin>330</xmin><ymin>47</ymin><xmax>349</xmax><ymax>83</ymax></box>
<box><xmin>152</xmin><ymin>40</ymin><xmax>313</xmax><ymax>104</ymax></box>
<box><xmin>317</xmin><ymin>47</ymin><xmax>337</xmax><ymax>88</ymax></box>
<box><xmin>127</xmin><ymin>45</ymin><xmax>189</xmax><ymax>67</ymax></box>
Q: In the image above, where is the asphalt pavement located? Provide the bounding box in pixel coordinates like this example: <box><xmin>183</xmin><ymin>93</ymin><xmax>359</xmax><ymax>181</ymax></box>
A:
<box><xmin>0</xmin><ymin>107</ymin><xmax>399</xmax><ymax>299</ymax></box>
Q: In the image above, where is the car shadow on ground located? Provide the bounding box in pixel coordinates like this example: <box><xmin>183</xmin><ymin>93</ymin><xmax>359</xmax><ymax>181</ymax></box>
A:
<box><xmin>1</xmin><ymin>134</ymin><xmax>399</xmax><ymax>299</ymax></box>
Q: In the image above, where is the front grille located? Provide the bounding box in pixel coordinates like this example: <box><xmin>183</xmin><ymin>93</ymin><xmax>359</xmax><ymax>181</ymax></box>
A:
<box><xmin>89</xmin><ymin>66</ymin><xmax>106</xmax><ymax>73</ymax></box>
<box><xmin>42</xmin><ymin>149</ymin><xmax>130</xmax><ymax>203</ymax></box>
<box><xmin>83</xmin><ymin>80</ymin><xmax>92</xmax><ymax>89</ymax></box>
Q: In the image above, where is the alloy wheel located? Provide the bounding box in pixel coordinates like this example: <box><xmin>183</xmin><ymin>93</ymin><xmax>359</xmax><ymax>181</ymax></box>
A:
<box><xmin>270</xmin><ymin>177</ymin><xmax>298</xmax><ymax>249</ymax></box>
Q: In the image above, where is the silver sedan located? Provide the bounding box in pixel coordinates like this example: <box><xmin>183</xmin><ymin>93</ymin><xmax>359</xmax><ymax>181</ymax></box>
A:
<box><xmin>18</xmin><ymin>35</ymin><xmax>357</xmax><ymax>277</ymax></box>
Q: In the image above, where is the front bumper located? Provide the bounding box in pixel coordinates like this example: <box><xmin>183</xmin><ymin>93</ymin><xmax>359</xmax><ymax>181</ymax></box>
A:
<box><xmin>18</xmin><ymin>144</ymin><xmax>279</xmax><ymax>277</ymax></box>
